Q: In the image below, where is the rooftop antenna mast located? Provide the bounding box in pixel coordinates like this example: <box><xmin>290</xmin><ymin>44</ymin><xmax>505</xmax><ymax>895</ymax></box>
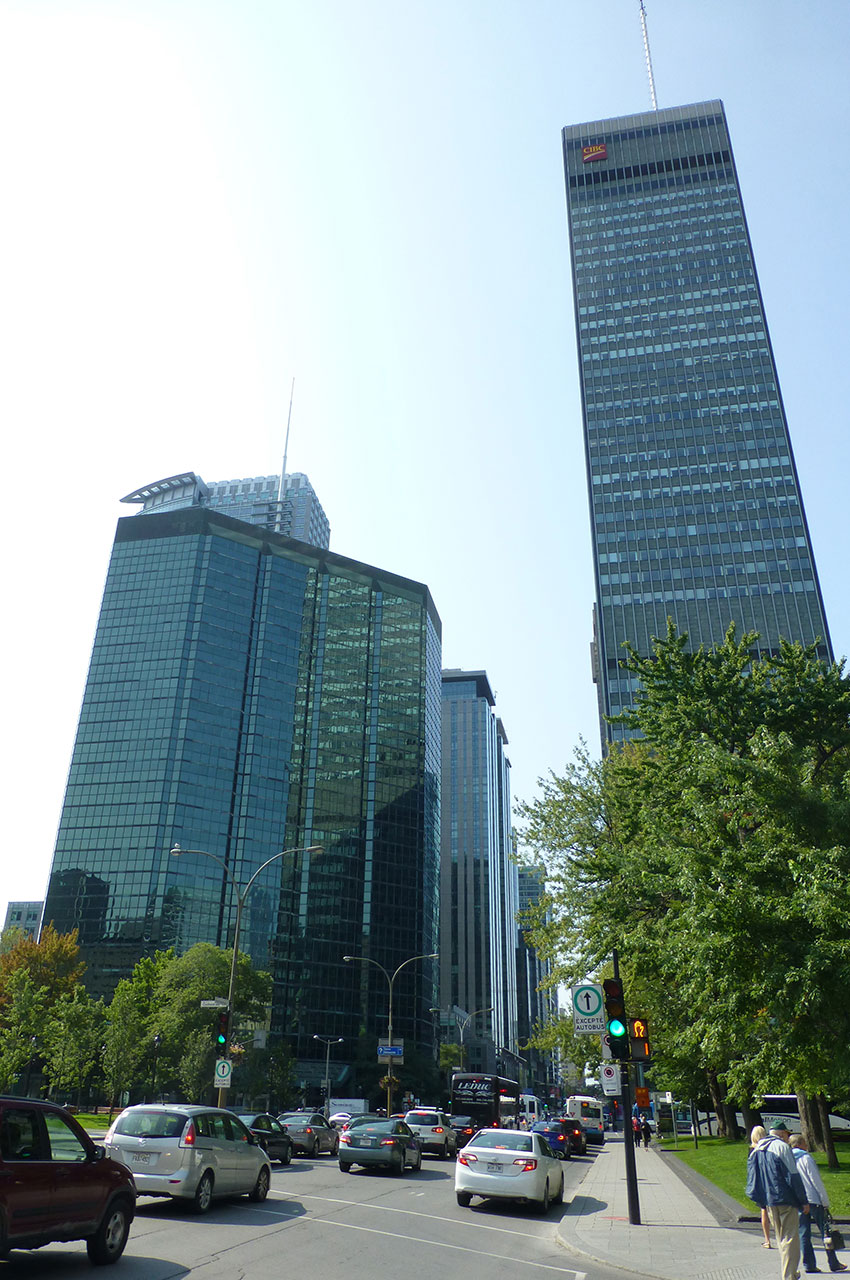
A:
<box><xmin>638</xmin><ymin>0</ymin><xmax>658</xmax><ymax>110</ymax></box>
<box><xmin>277</xmin><ymin>378</ymin><xmax>296</xmax><ymax>535</ymax></box>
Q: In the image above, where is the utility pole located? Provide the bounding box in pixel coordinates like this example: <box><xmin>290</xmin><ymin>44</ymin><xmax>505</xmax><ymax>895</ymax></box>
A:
<box><xmin>613</xmin><ymin>949</ymin><xmax>641</xmax><ymax>1225</ymax></box>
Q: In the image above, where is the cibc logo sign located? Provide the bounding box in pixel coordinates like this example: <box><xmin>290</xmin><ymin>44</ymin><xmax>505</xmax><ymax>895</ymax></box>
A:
<box><xmin>582</xmin><ymin>143</ymin><xmax>607</xmax><ymax>163</ymax></box>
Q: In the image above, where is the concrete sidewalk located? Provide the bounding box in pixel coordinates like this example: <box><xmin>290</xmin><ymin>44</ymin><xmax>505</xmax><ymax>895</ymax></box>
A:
<box><xmin>557</xmin><ymin>1135</ymin><xmax>843</xmax><ymax>1279</ymax></box>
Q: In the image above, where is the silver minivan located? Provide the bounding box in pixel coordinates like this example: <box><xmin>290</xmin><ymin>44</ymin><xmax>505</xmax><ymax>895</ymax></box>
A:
<box><xmin>104</xmin><ymin>1104</ymin><xmax>272</xmax><ymax>1213</ymax></box>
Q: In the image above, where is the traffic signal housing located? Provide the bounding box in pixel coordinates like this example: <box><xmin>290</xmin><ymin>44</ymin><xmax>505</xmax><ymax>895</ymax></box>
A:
<box><xmin>215</xmin><ymin>1009</ymin><xmax>229</xmax><ymax>1052</ymax></box>
<box><xmin>629</xmin><ymin>1016</ymin><xmax>651</xmax><ymax>1062</ymax></box>
<box><xmin>602</xmin><ymin>977</ymin><xmax>629</xmax><ymax>1060</ymax></box>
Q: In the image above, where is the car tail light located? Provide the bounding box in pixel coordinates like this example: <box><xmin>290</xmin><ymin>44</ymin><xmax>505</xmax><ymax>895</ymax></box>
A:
<box><xmin>556</xmin><ymin>1135</ymin><xmax>566</xmax><ymax>1142</ymax></box>
<box><xmin>457</xmin><ymin>1152</ymin><xmax>477</xmax><ymax>1166</ymax></box>
<box><xmin>180</xmin><ymin>1122</ymin><xmax>197</xmax><ymax>1148</ymax></box>
<box><xmin>305</xmin><ymin>1127</ymin><xmax>313</xmax><ymax>1134</ymax></box>
<box><xmin>513</xmin><ymin>1158</ymin><xmax>537</xmax><ymax>1171</ymax></box>
<box><xmin>340</xmin><ymin>1134</ymin><xmax>351</xmax><ymax>1145</ymax></box>
<box><xmin>380</xmin><ymin>1138</ymin><xmax>397</xmax><ymax>1147</ymax></box>
<box><xmin>434</xmin><ymin>1126</ymin><xmax>444</xmax><ymax>1133</ymax></box>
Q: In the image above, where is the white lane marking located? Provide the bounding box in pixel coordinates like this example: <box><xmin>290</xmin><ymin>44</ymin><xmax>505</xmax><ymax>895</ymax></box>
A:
<box><xmin>304</xmin><ymin>1215</ymin><xmax>587</xmax><ymax>1276</ymax></box>
<box><xmin>280</xmin><ymin>1192</ymin><xmax>551</xmax><ymax>1242</ymax></box>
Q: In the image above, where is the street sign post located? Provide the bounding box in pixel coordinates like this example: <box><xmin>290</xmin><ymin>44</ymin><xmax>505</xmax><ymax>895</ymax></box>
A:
<box><xmin>571</xmin><ymin>983</ymin><xmax>606</xmax><ymax>1034</ymax></box>
<box><xmin>601</xmin><ymin>1063</ymin><xmax>621</xmax><ymax>1096</ymax></box>
<box><xmin>377</xmin><ymin>1039</ymin><xmax>404</xmax><ymax>1064</ymax></box>
<box><xmin>200</xmin><ymin>998</ymin><xmax>229</xmax><ymax>1008</ymax></box>
<box><xmin>213</xmin><ymin>1058</ymin><xmax>232</xmax><ymax>1088</ymax></box>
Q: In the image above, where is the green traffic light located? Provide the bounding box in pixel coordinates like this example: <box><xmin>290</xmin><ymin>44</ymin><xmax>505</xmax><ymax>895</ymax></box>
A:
<box><xmin>608</xmin><ymin>1018</ymin><xmax>627</xmax><ymax>1038</ymax></box>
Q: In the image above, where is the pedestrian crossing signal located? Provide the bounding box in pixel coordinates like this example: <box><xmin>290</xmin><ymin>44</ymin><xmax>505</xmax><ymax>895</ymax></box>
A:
<box><xmin>629</xmin><ymin>1016</ymin><xmax>651</xmax><ymax>1061</ymax></box>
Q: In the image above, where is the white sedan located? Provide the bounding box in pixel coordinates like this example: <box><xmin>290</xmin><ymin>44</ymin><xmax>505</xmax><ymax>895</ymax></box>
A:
<box><xmin>455</xmin><ymin>1129</ymin><xmax>564</xmax><ymax>1213</ymax></box>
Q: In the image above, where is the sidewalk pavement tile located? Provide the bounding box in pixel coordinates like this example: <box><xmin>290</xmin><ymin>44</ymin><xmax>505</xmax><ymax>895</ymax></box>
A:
<box><xmin>556</xmin><ymin>1136</ymin><xmax>834</xmax><ymax>1280</ymax></box>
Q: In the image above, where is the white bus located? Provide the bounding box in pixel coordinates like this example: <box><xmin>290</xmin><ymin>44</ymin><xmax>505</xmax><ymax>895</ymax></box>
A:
<box><xmin>519</xmin><ymin>1093</ymin><xmax>543</xmax><ymax>1126</ymax></box>
<box><xmin>565</xmin><ymin>1095</ymin><xmax>606</xmax><ymax>1144</ymax></box>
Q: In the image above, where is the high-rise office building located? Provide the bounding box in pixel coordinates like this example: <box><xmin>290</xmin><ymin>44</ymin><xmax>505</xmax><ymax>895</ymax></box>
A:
<box><xmin>121</xmin><ymin>470</ymin><xmax>330</xmax><ymax>548</ymax></box>
<box><xmin>3</xmin><ymin>901</ymin><xmax>43</xmax><ymax>939</ymax></box>
<box><xmin>44</xmin><ymin>502</ymin><xmax>440</xmax><ymax>1073</ymax></box>
<box><xmin>516</xmin><ymin>867</ymin><xmax>558</xmax><ymax>1101</ymax></box>
<box><xmin>439</xmin><ymin>670</ymin><xmax>519</xmax><ymax>1073</ymax></box>
<box><xmin>562</xmin><ymin>101</ymin><xmax>832</xmax><ymax>743</ymax></box>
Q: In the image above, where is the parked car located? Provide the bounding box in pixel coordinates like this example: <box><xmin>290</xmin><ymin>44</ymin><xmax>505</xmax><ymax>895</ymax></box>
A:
<box><xmin>104</xmin><ymin>1104</ymin><xmax>271</xmax><ymax>1213</ymax></box>
<box><xmin>0</xmin><ymin>1095</ymin><xmax>135</xmax><ymax>1264</ymax></box>
<box><xmin>277</xmin><ymin>1112</ymin><xmax>339</xmax><ymax>1156</ymax></box>
<box><xmin>338</xmin><ymin>1119</ymin><xmax>422</xmax><ymax>1174</ymax></box>
<box><xmin>230</xmin><ymin>1112</ymin><xmax>293</xmax><ymax>1164</ymax></box>
<box><xmin>404</xmin><ymin>1108</ymin><xmax>456</xmax><ymax>1158</ymax></box>
<box><xmin>449</xmin><ymin>1114</ymin><xmax>478</xmax><ymax>1148</ymax></box>
<box><xmin>530</xmin><ymin>1119</ymin><xmax>574</xmax><ymax>1160</ymax></box>
<box><xmin>455</xmin><ymin>1128</ymin><xmax>564</xmax><ymax>1213</ymax></box>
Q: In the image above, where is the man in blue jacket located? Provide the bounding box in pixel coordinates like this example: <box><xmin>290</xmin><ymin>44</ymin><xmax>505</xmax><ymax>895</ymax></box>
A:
<box><xmin>747</xmin><ymin>1124</ymin><xmax>810</xmax><ymax>1280</ymax></box>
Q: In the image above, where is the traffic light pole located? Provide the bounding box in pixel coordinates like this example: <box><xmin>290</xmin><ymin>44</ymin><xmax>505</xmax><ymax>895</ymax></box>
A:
<box><xmin>613</xmin><ymin>949</ymin><xmax>641</xmax><ymax>1225</ymax></box>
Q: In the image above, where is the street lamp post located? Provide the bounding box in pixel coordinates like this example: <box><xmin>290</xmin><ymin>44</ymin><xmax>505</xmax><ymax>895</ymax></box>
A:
<box><xmin>458</xmin><ymin>1006</ymin><xmax>493</xmax><ymax>1071</ymax></box>
<box><xmin>171</xmin><ymin>841</ymin><xmax>323</xmax><ymax>1105</ymax></box>
<box><xmin>343</xmin><ymin>951</ymin><xmax>438</xmax><ymax>1117</ymax></box>
<box><xmin>150</xmin><ymin>1033</ymin><xmax>162</xmax><ymax>1102</ymax></box>
<box><xmin>313</xmin><ymin>1034</ymin><xmax>343</xmax><ymax>1117</ymax></box>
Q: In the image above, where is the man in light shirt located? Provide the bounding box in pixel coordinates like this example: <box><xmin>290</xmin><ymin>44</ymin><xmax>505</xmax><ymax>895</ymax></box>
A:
<box><xmin>789</xmin><ymin>1134</ymin><xmax>846</xmax><ymax>1274</ymax></box>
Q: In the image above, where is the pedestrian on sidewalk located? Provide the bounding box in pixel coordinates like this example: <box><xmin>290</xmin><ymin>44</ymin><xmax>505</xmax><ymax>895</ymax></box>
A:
<box><xmin>632</xmin><ymin>1114</ymin><xmax>642</xmax><ymax>1145</ymax></box>
<box><xmin>752</xmin><ymin>1127</ymin><xmax>773</xmax><ymax>1249</ymax></box>
<box><xmin>789</xmin><ymin>1134</ymin><xmax>847</xmax><ymax>1274</ymax></box>
<box><xmin>746</xmin><ymin>1123</ymin><xmax>810</xmax><ymax>1280</ymax></box>
<box><xmin>640</xmin><ymin>1115</ymin><xmax>652</xmax><ymax>1148</ymax></box>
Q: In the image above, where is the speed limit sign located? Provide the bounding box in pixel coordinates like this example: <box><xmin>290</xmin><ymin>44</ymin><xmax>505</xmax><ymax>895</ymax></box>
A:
<box><xmin>214</xmin><ymin>1058</ymin><xmax>232</xmax><ymax>1087</ymax></box>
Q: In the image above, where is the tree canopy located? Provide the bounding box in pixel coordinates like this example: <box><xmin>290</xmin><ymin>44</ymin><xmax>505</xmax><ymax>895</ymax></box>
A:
<box><xmin>517</xmin><ymin>623</ymin><xmax>850</xmax><ymax>1150</ymax></box>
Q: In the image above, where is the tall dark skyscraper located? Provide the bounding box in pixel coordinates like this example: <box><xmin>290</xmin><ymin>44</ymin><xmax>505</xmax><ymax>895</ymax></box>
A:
<box><xmin>44</xmin><ymin>501</ymin><xmax>441</xmax><ymax>1075</ymax></box>
<box><xmin>562</xmin><ymin>101</ymin><xmax>832</xmax><ymax>744</ymax></box>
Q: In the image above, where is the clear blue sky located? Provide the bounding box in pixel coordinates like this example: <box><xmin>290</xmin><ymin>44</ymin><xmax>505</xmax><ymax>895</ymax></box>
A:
<box><xmin>2</xmin><ymin>0</ymin><xmax>848</xmax><ymax>917</ymax></box>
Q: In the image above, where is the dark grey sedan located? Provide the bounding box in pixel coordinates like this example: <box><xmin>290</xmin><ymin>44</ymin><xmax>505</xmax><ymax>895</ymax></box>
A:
<box><xmin>232</xmin><ymin>1113</ymin><xmax>293</xmax><ymax>1164</ymax></box>
<box><xmin>277</xmin><ymin>1112</ymin><xmax>339</xmax><ymax>1157</ymax></box>
<box><xmin>338</xmin><ymin>1119</ymin><xmax>422</xmax><ymax>1175</ymax></box>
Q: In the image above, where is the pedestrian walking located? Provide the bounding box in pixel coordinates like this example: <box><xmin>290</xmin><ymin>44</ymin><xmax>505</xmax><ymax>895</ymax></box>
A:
<box><xmin>747</xmin><ymin>1123</ymin><xmax>810</xmax><ymax>1280</ymax></box>
<box><xmin>752</xmin><ymin>1127</ymin><xmax>773</xmax><ymax>1249</ymax></box>
<box><xmin>789</xmin><ymin>1134</ymin><xmax>847</xmax><ymax>1274</ymax></box>
<box><xmin>632</xmin><ymin>1114</ymin><xmax>642</xmax><ymax>1145</ymax></box>
<box><xmin>641</xmin><ymin>1115</ymin><xmax>652</xmax><ymax>1148</ymax></box>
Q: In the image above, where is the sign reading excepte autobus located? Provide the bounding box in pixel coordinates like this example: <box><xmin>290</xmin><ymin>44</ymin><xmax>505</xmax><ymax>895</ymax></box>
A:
<box><xmin>571</xmin><ymin>982</ymin><xmax>606</xmax><ymax>1034</ymax></box>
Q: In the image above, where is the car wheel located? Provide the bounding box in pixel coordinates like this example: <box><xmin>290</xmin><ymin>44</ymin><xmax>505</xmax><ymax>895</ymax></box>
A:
<box><xmin>456</xmin><ymin>1191</ymin><xmax>472</xmax><ymax>1207</ymax></box>
<box><xmin>339</xmin><ymin>1160</ymin><xmax>353</xmax><ymax>1172</ymax></box>
<box><xmin>249</xmin><ymin>1166</ymin><xmax>270</xmax><ymax>1203</ymax></box>
<box><xmin>86</xmin><ymin>1199</ymin><xmax>131</xmax><ymax>1265</ymax></box>
<box><xmin>331</xmin><ymin>1136</ymin><xmax>339</xmax><ymax>1157</ymax></box>
<box><xmin>411</xmin><ymin>1147</ymin><xmax>422</xmax><ymax>1172</ymax></box>
<box><xmin>536</xmin><ymin>1182</ymin><xmax>551</xmax><ymax>1215</ymax></box>
<box><xmin>553</xmin><ymin>1173</ymin><xmax>564</xmax><ymax>1205</ymax></box>
<box><xmin>191</xmin><ymin>1171</ymin><xmax>214</xmax><ymax>1214</ymax></box>
<box><xmin>281</xmin><ymin>1144</ymin><xmax>292</xmax><ymax>1166</ymax></box>
<box><xmin>308</xmin><ymin>1136</ymin><xmax>318</xmax><ymax>1158</ymax></box>
<box><xmin>391</xmin><ymin>1151</ymin><xmax>404</xmax><ymax>1176</ymax></box>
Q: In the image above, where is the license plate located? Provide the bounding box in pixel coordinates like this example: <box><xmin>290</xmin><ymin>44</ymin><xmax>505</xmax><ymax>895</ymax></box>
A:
<box><xmin>486</xmin><ymin>1161</ymin><xmax>502</xmax><ymax>1173</ymax></box>
<box><xmin>362</xmin><ymin>1137</ymin><xmax>375</xmax><ymax>1147</ymax></box>
<box><xmin>133</xmin><ymin>1152</ymin><xmax>151</xmax><ymax>1164</ymax></box>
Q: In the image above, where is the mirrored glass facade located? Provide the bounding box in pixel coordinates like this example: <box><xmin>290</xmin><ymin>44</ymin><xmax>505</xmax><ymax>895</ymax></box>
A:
<box><xmin>45</xmin><ymin>506</ymin><xmax>440</xmax><ymax>1064</ymax></box>
<box><xmin>439</xmin><ymin>671</ymin><xmax>518</xmax><ymax>1070</ymax></box>
<box><xmin>563</xmin><ymin>101</ymin><xmax>832</xmax><ymax>743</ymax></box>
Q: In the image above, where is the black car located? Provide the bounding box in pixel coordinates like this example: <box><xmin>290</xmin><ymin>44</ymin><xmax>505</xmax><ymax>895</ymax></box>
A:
<box><xmin>561</xmin><ymin>1117</ymin><xmax>589</xmax><ymax>1154</ymax></box>
<box><xmin>231</xmin><ymin>1112</ymin><xmax>293</xmax><ymax>1164</ymax></box>
<box><xmin>448</xmin><ymin>1114</ymin><xmax>477</xmax><ymax>1149</ymax></box>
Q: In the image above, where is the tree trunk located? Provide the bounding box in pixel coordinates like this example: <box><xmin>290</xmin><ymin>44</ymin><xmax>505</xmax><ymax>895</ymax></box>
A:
<box><xmin>796</xmin><ymin>1089</ymin><xmax>817</xmax><ymax>1150</ymax></box>
<box><xmin>707</xmin><ymin>1070</ymin><xmax>732</xmax><ymax>1138</ymax></box>
<box><xmin>740</xmin><ymin>1104</ymin><xmax>762</xmax><ymax>1135</ymax></box>
<box><xmin>816</xmin><ymin>1094</ymin><xmax>840</xmax><ymax>1171</ymax></box>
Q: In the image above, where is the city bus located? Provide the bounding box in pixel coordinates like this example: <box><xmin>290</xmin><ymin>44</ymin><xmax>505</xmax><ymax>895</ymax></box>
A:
<box><xmin>450</xmin><ymin>1074</ymin><xmax>521</xmax><ymax>1133</ymax></box>
<box><xmin>565</xmin><ymin>1094</ymin><xmax>606</xmax><ymax>1144</ymax></box>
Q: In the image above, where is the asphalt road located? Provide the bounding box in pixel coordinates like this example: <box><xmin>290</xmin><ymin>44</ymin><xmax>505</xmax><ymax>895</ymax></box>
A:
<box><xmin>2</xmin><ymin>1145</ymin><xmax>634</xmax><ymax>1280</ymax></box>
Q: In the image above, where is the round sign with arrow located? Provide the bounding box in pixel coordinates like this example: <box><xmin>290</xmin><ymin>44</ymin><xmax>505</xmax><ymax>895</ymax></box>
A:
<box><xmin>571</xmin><ymin>982</ymin><xmax>606</xmax><ymax>1034</ymax></box>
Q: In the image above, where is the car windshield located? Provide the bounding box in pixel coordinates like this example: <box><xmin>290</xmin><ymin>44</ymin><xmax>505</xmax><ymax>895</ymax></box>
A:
<box><xmin>451</xmin><ymin>1116</ymin><xmax>473</xmax><ymax>1126</ymax></box>
<box><xmin>279</xmin><ymin>1114</ymin><xmax>307</xmax><ymax>1124</ymax></box>
<box><xmin>113</xmin><ymin>1110</ymin><xmax>188</xmax><ymax>1139</ymax></box>
<box><xmin>353</xmin><ymin>1122</ymin><xmax>394</xmax><ymax>1135</ymax></box>
<box><xmin>468</xmin><ymin>1131</ymin><xmax>532</xmax><ymax>1152</ymax></box>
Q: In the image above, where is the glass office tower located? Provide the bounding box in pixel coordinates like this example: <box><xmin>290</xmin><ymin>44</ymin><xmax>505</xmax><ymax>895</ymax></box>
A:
<box><xmin>562</xmin><ymin>101</ymin><xmax>832</xmax><ymax>743</ymax></box>
<box><xmin>439</xmin><ymin>670</ymin><xmax>519</xmax><ymax>1072</ymax></box>
<box><xmin>44</xmin><ymin>504</ymin><xmax>440</xmax><ymax>1069</ymax></box>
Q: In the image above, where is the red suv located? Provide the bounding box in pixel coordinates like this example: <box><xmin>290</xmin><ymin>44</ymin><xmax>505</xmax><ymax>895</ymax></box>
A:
<box><xmin>0</xmin><ymin>1097</ymin><xmax>135</xmax><ymax>1264</ymax></box>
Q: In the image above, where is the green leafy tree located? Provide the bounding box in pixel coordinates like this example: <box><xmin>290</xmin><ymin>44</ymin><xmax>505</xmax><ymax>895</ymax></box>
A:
<box><xmin>42</xmin><ymin>989</ymin><xmax>106</xmax><ymax>1103</ymax></box>
<box><xmin>518</xmin><ymin>623</ymin><xmax>850</xmax><ymax>1160</ymax></box>
<box><xmin>0</xmin><ymin>970</ymin><xmax>48</xmax><ymax>1092</ymax></box>
<box><xmin>0</xmin><ymin>925</ymin><xmax>85</xmax><ymax>1014</ymax></box>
